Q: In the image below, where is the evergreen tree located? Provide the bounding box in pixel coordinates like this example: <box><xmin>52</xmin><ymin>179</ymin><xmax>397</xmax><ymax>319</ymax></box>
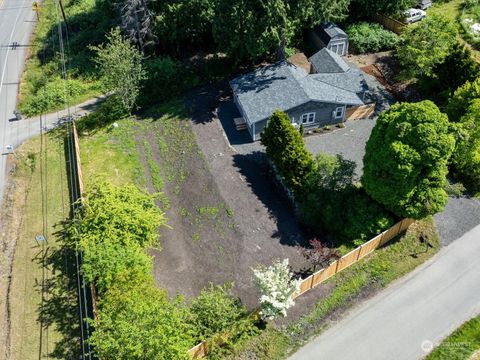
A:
<box><xmin>121</xmin><ymin>0</ymin><xmax>156</xmax><ymax>54</ymax></box>
<box><xmin>260</xmin><ymin>110</ymin><xmax>315</xmax><ymax>195</ymax></box>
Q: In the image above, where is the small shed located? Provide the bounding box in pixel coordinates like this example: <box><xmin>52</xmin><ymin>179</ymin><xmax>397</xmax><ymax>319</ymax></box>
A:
<box><xmin>309</xmin><ymin>22</ymin><xmax>349</xmax><ymax>56</ymax></box>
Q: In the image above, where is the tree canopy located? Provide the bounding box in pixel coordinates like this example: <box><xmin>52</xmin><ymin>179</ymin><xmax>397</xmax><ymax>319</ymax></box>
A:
<box><xmin>92</xmin><ymin>27</ymin><xmax>145</xmax><ymax>112</ymax></box>
<box><xmin>452</xmin><ymin>99</ymin><xmax>480</xmax><ymax>193</ymax></box>
<box><xmin>362</xmin><ymin>101</ymin><xmax>455</xmax><ymax>219</ymax></box>
<box><xmin>350</xmin><ymin>0</ymin><xmax>415</xmax><ymax>17</ymax></box>
<box><xmin>447</xmin><ymin>77</ymin><xmax>480</xmax><ymax>122</ymax></box>
<box><xmin>396</xmin><ymin>15</ymin><xmax>457</xmax><ymax>78</ymax></box>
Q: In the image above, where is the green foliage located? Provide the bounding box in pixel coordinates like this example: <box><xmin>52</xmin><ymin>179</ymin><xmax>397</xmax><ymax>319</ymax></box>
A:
<box><xmin>260</xmin><ymin>110</ymin><xmax>315</xmax><ymax>195</ymax></box>
<box><xmin>426</xmin><ymin>315</ymin><xmax>480</xmax><ymax>360</ymax></box>
<box><xmin>189</xmin><ymin>284</ymin><xmax>251</xmax><ymax>340</ymax></box>
<box><xmin>346</xmin><ymin>22</ymin><xmax>398</xmax><ymax>53</ymax></box>
<box><xmin>154</xmin><ymin>0</ymin><xmax>215</xmax><ymax>51</ymax></box>
<box><xmin>452</xmin><ymin>99</ymin><xmax>480</xmax><ymax>192</ymax></box>
<box><xmin>420</xmin><ymin>42</ymin><xmax>480</xmax><ymax>107</ymax></box>
<box><xmin>19</xmin><ymin>77</ymin><xmax>98</xmax><ymax>117</ymax></box>
<box><xmin>396</xmin><ymin>15</ymin><xmax>457</xmax><ymax>78</ymax></box>
<box><xmin>91</xmin><ymin>28</ymin><xmax>145</xmax><ymax>112</ymax></box>
<box><xmin>350</xmin><ymin>0</ymin><xmax>415</xmax><ymax>17</ymax></box>
<box><xmin>212</xmin><ymin>0</ymin><xmax>350</xmax><ymax>62</ymax></box>
<box><xmin>19</xmin><ymin>0</ymin><xmax>114</xmax><ymax>115</ymax></box>
<box><xmin>139</xmin><ymin>57</ymin><xmax>183</xmax><ymax>106</ymax></box>
<box><xmin>300</xmin><ymin>153</ymin><xmax>395</xmax><ymax>248</ymax></box>
<box><xmin>362</xmin><ymin>101</ymin><xmax>455</xmax><ymax>219</ymax></box>
<box><xmin>90</xmin><ymin>279</ymin><xmax>194</xmax><ymax>360</ymax></box>
<box><xmin>447</xmin><ymin>77</ymin><xmax>480</xmax><ymax>122</ymax></box>
<box><xmin>77</xmin><ymin>96</ymin><xmax>129</xmax><ymax>132</ymax></box>
<box><xmin>70</xmin><ymin>181</ymin><xmax>166</xmax><ymax>293</ymax></box>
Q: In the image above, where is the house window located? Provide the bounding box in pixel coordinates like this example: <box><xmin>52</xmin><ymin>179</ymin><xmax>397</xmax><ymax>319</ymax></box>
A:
<box><xmin>334</xmin><ymin>106</ymin><xmax>344</xmax><ymax>119</ymax></box>
<box><xmin>301</xmin><ymin>113</ymin><xmax>315</xmax><ymax>124</ymax></box>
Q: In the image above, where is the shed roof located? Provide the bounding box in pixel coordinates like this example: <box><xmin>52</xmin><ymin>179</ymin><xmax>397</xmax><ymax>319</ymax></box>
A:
<box><xmin>309</xmin><ymin>48</ymin><xmax>350</xmax><ymax>73</ymax></box>
<box><xmin>313</xmin><ymin>22</ymin><xmax>348</xmax><ymax>45</ymax></box>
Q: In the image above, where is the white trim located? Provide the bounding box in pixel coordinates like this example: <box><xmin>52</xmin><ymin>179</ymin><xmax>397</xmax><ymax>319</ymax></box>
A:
<box><xmin>334</xmin><ymin>106</ymin><xmax>345</xmax><ymax>119</ymax></box>
<box><xmin>300</xmin><ymin>112</ymin><xmax>316</xmax><ymax>124</ymax></box>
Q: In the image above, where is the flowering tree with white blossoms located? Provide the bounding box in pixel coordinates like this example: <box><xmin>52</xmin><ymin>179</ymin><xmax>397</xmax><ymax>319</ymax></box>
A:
<box><xmin>253</xmin><ymin>259</ymin><xmax>301</xmax><ymax>320</ymax></box>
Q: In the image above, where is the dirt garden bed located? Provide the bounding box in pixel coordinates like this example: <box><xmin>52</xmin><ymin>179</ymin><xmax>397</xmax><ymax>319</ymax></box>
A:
<box><xmin>114</xmin><ymin>98</ymin><xmax>309</xmax><ymax>309</ymax></box>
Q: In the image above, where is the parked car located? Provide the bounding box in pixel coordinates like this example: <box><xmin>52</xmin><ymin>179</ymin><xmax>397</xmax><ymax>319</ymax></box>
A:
<box><xmin>404</xmin><ymin>8</ymin><xmax>427</xmax><ymax>23</ymax></box>
<box><xmin>417</xmin><ymin>0</ymin><xmax>433</xmax><ymax>10</ymax></box>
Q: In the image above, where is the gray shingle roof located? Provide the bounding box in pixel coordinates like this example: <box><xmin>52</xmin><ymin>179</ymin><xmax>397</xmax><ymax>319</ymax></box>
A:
<box><xmin>309</xmin><ymin>48</ymin><xmax>350</xmax><ymax>73</ymax></box>
<box><xmin>313</xmin><ymin>22</ymin><xmax>348</xmax><ymax>44</ymax></box>
<box><xmin>230</xmin><ymin>57</ymin><xmax>365</xmax><ymax>124</ymax></box>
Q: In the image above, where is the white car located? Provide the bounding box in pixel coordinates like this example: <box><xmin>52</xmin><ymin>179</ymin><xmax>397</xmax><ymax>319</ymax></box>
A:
<box><xmin>404</xmin><ymin>8</ymin><xmax>427</xmax><ymax>23</ymax></box>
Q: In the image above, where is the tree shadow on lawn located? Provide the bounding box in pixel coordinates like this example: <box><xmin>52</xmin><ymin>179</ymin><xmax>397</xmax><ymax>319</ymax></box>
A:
<box><xmin>232</xmin><ymin>151</ymin><xmax>309</xmax><ymax>248</ymax></box>
<box><xmin>35</xmin><ymin>224</ymin><xmax>83</xmax><ymax>360</ymax></box>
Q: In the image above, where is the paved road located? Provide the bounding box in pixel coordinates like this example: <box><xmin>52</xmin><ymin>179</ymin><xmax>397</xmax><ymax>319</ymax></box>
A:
<box><xmin>0</xmin><ymin>0</ymin><xmax>37</xmax><ymax>203</ymax></box>
<box><xmin>0</xmin><ymin>0</ymin><xmax>103</xmax><ymax>205</ymax></box>
<box><xmin>289</xmin><ymin>225</ymin><xmax>480</xmax><ymax>360</ymax></box>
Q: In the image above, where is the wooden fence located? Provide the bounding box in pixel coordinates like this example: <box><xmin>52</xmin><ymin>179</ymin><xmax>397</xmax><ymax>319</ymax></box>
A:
<box><xmin>293</xmin><ymin>218</ymin><xmax>414</xmax><ymax>298</ymax></box>
<box><xmin>345</xmin><ymin>104</ymin><xmax>375</xmax><ymax>121</ymax></box>
<box><xmin>372</xmin><ymin>13</ymin><xmax>406</xmax><ymax>34</ymax></box>
<box><xmin>187</xmin><ymin>218</ymin><xmax>414</xmax><ymax>358</ymax></box>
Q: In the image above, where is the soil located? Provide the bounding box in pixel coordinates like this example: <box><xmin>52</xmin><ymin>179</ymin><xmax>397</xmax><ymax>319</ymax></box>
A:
<box><xmin>137</xmin><ymin>84</ymin><xmax>310</xmax><ymax>309</ymax></box>
<box><xmin>347</xmin><ymin>51</ymin><xmax>422</xmax><ymax>102</ymax></box>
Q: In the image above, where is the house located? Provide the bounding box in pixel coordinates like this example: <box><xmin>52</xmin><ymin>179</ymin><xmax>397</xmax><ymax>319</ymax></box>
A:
<box><xmin>230</xmin><ymin>48</ymin><xmax>369</xmax><ymax>141</ymax></box>
<box><xmin>309</xmin><ymin>22</ymin><xmax>349</xmax><ymax>56</ymax></box>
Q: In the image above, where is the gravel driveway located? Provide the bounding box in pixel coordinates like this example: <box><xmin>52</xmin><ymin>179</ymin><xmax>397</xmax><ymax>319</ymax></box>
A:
<box><xmin>434</xmin><ymin>197</ymin><xmax>480</xmax><ymax>246</ymax></box>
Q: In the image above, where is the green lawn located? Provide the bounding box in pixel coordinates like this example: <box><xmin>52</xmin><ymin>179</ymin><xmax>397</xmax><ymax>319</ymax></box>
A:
<box><xmin>426</xmin><ymin>316</ymin><xmax>480</xmax><ymax>360</ymax></box>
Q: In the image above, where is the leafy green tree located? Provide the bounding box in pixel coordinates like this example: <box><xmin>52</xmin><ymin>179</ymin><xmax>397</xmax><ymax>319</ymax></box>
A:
<box><xmin>452</xmin><ymin>99</ymin><xmax>480</xmax><ymax>192</ymax></box>
<box><xmin>213</xmin><ymin>0</ymin><xmax>294</xmax><ymax>62</ymax></box>
<box><xmin>350</xmin><ymin>0</ymin><xmax>414</xmax><ymax>17</ymax></box>
<box><xmin>396</xmin><ymin>15</ymin><xmax>457</xmax><ymax>78</ymax></box>
<box><xmin>447</xmin><ymin>77</ymin><xmax>480</xmax><ymax>122</ymax></box>
<box><xmin>90</xmin><ymin>279</ymin><xmax>194</xmax><ymax>360</ymax></box>
<box><xmin>91</xmin><ymin>28</ymin><xmax>145</xmax><ymax>112</ymax></box>
<box><xmin>362</xmin><ymin>101</ymin><xmax>455</xmax><ymax>219</ymax></box>
<box><xmin>346</xmin><ymin>22</ymin><xmax>399</xmax><ymax>53</ymax></box>
<box><xmin>260</xmin><ymin>110</ymin><xmax>315</xmax><ymax>195</ymax></box>
<box><xmin>421</xmin><ymin>42</ymin><xmax>479</xmax><ymax>107</ymax></box>
<box><xmin>291</xmin><ymin>0</ymin><xmax>351</xmax><ymax>28</ymax></box>
<box><xmin>155</xmin><ymin>0</ymin><xmax>215</xmax><ymax>52</ymax></box>
<box><xmin>70</xmin><ymin>181</ymin><xmax>166</xmax><ymax>293</ymax></box>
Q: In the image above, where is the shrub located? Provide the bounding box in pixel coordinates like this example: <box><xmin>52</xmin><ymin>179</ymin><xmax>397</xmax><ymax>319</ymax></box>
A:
<box><xmin>447</xmin><ymin>77</ymin><xmax>480</xmax><ymax>122</ymax></box>
<box><xmin>77</xmin><ymin>96</ymin><xmax>129</xmax><ymax>132</ymax></box>
<box><xmin>300</xmin><ymin>153</ymin><xmax>395</xmax><ymax>247</ymax></box>
<box><xmin>420</xmin><ymin>42</ymin><xmax>479</xmax><ymax>107</ymax></box>
<box><xmin>362</xmin><ymin>101</ymin><xmax>455</xmax><ymax>219</ymax></box>
<box><xmin>69</xmin><ymin>181</ymin><xmax>166</xmax><ymax>293</ymax></box>
<box><xmin>139</xmin><ymin>57</ymin><xmax>184</xmax><ymax>107</ymax></box>
<box><xmin>346</xmin><ymin>22</ymin><xmax>398</xmax><ymax>53</ymax></box>
<box><xmin>253</xmin><ymin>259</ymin><xmax>300</xmax><ymax>320</ymax></box>
<box><xmin>19</xmin><ymin>77</ymin><xmax>97</xmax><ymax>117</ymax></box>
<box><xmin>261</xmin><ymin>111</ymin><xmax>315</xmax><ymax>195</ymax></box>
<box><xmin>452</xmin><ymin>99</ymin><xmax>480</xmax><ymax>192</ymax></box>
<box><xmin>90</xmin><ymin>279</ymin><xmax>195</xmax><ymax>360</ymax></box>
<box><xmin>189</xmin><ymin>284</ymin><xmax>252</xmax><ymax>341</ymax></box>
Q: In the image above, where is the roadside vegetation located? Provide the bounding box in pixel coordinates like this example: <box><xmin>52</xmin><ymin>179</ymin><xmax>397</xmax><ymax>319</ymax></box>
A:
<box><xmin>426</xmin><ymin>315</ymin><xmax>480</xmax><ymax>360</ymax></box>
